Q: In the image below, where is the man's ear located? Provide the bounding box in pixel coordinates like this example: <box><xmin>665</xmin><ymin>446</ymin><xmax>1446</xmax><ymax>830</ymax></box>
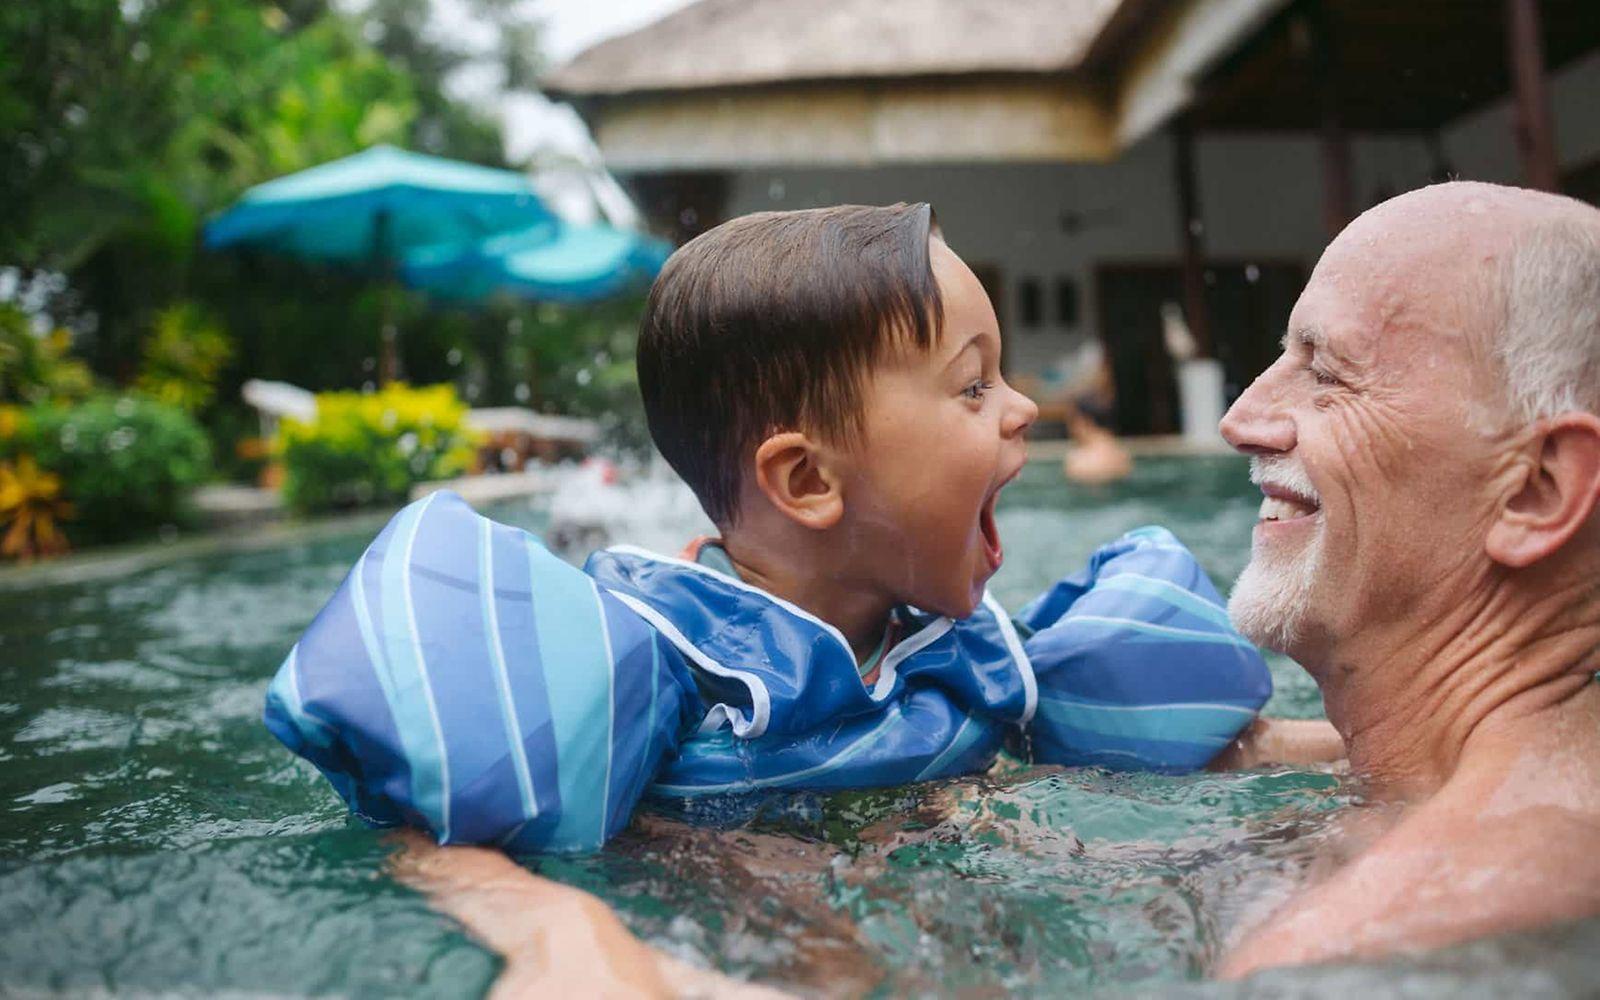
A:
<box><xmin>752</xmin><ymin>431</ymin><xmax>844</xmax><ymax>531</ymax></box>
<box><xmin>1487</xmin><ymin>412</ymin><xmax>1600</xmax><ymax>568</ymax></box>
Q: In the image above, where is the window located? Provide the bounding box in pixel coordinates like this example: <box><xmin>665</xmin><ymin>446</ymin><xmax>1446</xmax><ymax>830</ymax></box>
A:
<box><xmin>1018</xmin><ymin>277</ymin><xmax>1043</xmax><ymax>328</ymax></box>
<box><xmin>1055</xmin><ymin>277</ymin><xmax>1079</xmax><ymax>328</ymax></box>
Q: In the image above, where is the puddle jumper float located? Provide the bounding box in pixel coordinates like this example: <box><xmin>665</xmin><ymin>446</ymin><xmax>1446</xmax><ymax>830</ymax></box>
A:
<box><xmin>265</xmin><ymin>491</ymin><xmax>1271</xmax><ymax>852</ymax></box>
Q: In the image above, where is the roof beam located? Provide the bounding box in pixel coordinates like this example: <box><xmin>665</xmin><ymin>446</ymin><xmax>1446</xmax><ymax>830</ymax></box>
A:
<box><xmin>1114</xmin><ymin>0</ymin><xmax>1290</xmax><ymax>147</ymax></box>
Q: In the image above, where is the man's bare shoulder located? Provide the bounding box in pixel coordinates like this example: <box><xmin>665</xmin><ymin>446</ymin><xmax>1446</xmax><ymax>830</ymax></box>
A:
<box><xmin>1220</xmin><ymin>787</ymin><xmax>1600</xmax><ymax>978</ymax></box>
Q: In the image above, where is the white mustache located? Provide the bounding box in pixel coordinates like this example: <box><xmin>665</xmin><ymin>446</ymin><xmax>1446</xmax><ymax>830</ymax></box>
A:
<box><xmin>1249</xmin><ymin>455</ymin><xmax>1321</xmax><ymax>505</ymax></box>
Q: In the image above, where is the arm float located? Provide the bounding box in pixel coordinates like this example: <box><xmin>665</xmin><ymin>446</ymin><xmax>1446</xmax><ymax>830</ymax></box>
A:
<box><xmin>1019</xmin><ymin>526</ymin><xmax>1273</xmax><ymax>772</ymax></box>
<box><xmin>266</xmin><ymin>498</ymin><xmax>1269</xmax><ymax>852</ymax></box>
<box><xmin>263</xmin><ymin>491</ymin><xmax>698</xmax><ymax>853</ymax></box>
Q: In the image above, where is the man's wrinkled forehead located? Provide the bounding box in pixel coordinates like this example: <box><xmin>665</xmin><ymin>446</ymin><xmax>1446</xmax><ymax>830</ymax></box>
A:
<box><xmin>1293</xmin><ymin>189</ymin><xmax>1513</xmax><ymax>366</ymax></box>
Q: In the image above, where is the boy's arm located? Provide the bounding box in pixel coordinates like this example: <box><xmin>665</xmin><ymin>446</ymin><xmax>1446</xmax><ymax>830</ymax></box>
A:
<box><xmin>1208</xmin><ymin>717</ymin><xmax>1345</xmax><ymax>770</ymax></box>
<box><xmin>1017</xmin><ymin>527</ymin><xmax>1275</xmax><ymax>772</ymax></box>
<box><xmin>387</xmin><ymin>830</ymin><xmax>785</xmax><ymax>999</ymax></box>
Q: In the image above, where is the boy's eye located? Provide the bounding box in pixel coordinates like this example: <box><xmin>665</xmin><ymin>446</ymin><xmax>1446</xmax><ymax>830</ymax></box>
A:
<box><xmin>962</xmin><ymin>380</ymin><xmax>994</xmax><ymax>401</ymax></box>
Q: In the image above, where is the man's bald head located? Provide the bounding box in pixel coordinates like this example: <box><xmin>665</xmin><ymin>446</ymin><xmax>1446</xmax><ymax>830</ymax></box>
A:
<box><xmin>1326</xmin><ymin>181</ymin><xmax>1600</xmax><ymax>427</ymax></box>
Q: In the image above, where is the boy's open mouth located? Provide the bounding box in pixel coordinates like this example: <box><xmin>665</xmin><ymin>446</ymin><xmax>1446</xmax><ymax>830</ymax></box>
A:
<box><xmin>980</xmin><ymin>492</ymin><xmax>1002</xmax><ymax>570</ymax></box>
<box><xmin>979</xmin><ymin>470</ymin><xmax>1019</xmax><ymax>572</ymax></box>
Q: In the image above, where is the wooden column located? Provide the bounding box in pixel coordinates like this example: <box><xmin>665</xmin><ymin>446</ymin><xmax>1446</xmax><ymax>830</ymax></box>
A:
<box><xmin>1505</xmin><ymin>0</ymin><xmax>1559</xmax><ymax>191</ymax></box>
<box><xmin>1306</xmin><ymin>0</ymin><xmax>1353</xmax><ymax>237</ymax></box>
<box><xmin>1171</xmin><ymin>116</ymin><xmax>1213</xmax><ymax>359</ymax></box>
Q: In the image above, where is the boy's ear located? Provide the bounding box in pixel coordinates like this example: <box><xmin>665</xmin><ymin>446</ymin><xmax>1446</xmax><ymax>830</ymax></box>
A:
<box><xmin>1486</xmin><ymin>412</ymin><xmax>1600</xmax><ymax>568</ymax></box>
<box><xmin>752</xmin><ymin>431</ymin><xmax>844</xmax><ymax>531</ymax></box>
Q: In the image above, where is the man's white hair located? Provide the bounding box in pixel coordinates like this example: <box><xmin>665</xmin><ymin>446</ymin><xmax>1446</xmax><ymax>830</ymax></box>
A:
<box><xmin>1498</xmin><ymin>215</ymin><xmax>1600</xmax><ymax>422</ymax></box>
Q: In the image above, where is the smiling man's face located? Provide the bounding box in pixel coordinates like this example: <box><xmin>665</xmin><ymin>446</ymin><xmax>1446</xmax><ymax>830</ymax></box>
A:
<box><xmin>1219</xmin><ymin>188</ymin><xmax>1519</xmax><ymax>663</ymax></box>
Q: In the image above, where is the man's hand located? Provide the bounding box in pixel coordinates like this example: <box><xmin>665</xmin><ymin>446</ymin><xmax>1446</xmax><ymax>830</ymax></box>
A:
<box><xmin>1209</xmin><ymin>717</ymin><xmax>1346</xmax><ymax>770</ymax></box>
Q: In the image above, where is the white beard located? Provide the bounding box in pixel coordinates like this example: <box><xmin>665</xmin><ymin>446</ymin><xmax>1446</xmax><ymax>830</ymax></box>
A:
<box><xmin>1228</xmin><ymin>456</ymin><xmax>1323</xmax><ymax>653</ymax></box>
<box><xmin>1228</xmin><ymin>529</ymin><xmax>1322</xmax><ymax>652</ymax></box>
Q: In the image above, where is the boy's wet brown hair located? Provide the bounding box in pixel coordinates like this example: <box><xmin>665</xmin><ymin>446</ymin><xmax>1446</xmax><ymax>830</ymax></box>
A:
<box><xmin>638</xmin><ymin>202</ymin><xmax>945</xmax><ymax>527</ymax></box>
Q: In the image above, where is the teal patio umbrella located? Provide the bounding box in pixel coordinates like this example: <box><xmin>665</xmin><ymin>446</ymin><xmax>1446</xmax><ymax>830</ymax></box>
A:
<box><xmin>400</xmin><ymin>221</ymin><xmax>671</xmax><ymax>305</ymax></box>
<box><xmin>203</xmin><ymin>145</ymin><xmax>556</xmax><ymax>381</ymax></box>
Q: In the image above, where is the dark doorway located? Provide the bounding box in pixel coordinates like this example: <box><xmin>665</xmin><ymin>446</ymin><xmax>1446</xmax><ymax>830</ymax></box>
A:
<box><xmin>1095</xmin><ymin>261</ymin><xmax>1305</xmax><ymax>435</ymax></box>
<box><xmin>1096</xmin><ymin>267</ymin><xmax>1180</xmax><ymax>436</ymax></box>
<box><xmin>1210</xmin><ymin>263</ymin><xmax>1307</xmax><ymax>402</ymax></box>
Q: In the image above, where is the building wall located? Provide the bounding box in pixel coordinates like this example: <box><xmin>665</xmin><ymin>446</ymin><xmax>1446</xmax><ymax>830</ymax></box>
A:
<box><xmin>717</xmin><ymin>137</ymin><xmax>1364</xmax><ymax>382</ymax></box>
<box><xmin>706</xmin><ymin>48</ymin><xmax>1599</xmax><ymax>385</ymax></box>
<box><xmin>1443</xmin><ymin>47</ymin><xmax>1600</xmax><ymax>183</ymax></box>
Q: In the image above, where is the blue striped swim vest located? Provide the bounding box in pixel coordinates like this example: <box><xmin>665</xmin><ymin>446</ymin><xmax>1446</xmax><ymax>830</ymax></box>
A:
<box><xmin>264</xmin><ymin>491</ymin><xmax>1271</xmax><ymax>853</ymax></box>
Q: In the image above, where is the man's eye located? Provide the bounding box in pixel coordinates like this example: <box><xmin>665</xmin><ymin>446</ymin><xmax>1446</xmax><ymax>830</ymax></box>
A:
<box><xmin>962</xmin><ymin>380</ymin><xmax>994</xmax><ymax>400</ymax></box>
<box><xmin>1308</xmin><ymin>366</ymin><xmax>1339</xmax><ymax>387</ymax></box>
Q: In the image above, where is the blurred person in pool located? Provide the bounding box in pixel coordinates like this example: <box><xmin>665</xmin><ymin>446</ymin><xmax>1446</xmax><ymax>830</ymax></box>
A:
<box><xmin>1218</xmin><ymin>182</ymin><xmax>1600</xmax><ymax>976</ymax></box>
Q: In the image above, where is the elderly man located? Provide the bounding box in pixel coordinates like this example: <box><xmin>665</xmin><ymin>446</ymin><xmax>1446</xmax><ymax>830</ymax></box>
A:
<box><xmin>1218</xmin><ymin>181</ymin><xmax>1600</xmax><ymax>977</ymax></box>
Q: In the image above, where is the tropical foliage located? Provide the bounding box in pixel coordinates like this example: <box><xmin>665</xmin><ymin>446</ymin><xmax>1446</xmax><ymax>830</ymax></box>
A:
<box><xmin>135</xmin><ymin>302</ymin><xmax>233</xmax><ymax>414</ymax></box>
<box><xmin>509</xmin><ymin>296</ymin><xmax>652</xmax><ymax>451</ymax></box>
<box><xmin>0</xmin><ymin>454</ymin><xmax>72</xmax><ymax>560</ymax></box>
<box><xmin>0</xmin><ymin>1</ymin><xmax>653</xmax><ymax>559</ymax></box>
<box><xmin>0</xmin><ymin>305</ymin><xmax>95</xmax><ymax>406</ymax></box>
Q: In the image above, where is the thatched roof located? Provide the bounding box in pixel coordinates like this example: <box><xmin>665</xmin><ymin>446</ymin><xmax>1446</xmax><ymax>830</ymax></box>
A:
<box><xmin>544</xmin><ymin>0</ymin><xmax>1127</xmax><ymax>98</ymax></box>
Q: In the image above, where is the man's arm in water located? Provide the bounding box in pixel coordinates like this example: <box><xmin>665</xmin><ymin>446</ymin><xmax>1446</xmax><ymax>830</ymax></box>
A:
<box><xmin>1209</xmin><ymin>717</ymin><xmax>1345</xmax><ymax>770</ymax></box>
<box><xmin>1218</xmin><ymin>801</ymin><xmax>1600</xmax><ymax>979</ymax></box>
<box><xmin>387</xmin><ymin>829</ymin><xmax>784</xmax><ymax>999</ymax></box>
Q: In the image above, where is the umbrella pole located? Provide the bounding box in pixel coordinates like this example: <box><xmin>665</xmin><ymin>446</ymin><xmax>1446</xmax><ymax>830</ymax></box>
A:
<box><xmin>375</xmin><ymin>208</ymin><xmax>401</xmax><ymax>385</ymax></box>
<box><xmin>380</xmin><ymin>284</ymin><xmax>400</xmax><ymax>385</ymax></box>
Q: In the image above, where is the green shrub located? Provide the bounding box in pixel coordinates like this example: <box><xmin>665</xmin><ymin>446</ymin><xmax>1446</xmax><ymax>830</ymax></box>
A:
<box><xmin>276</xmin><ymin>382</ymin><xmax>480</xmax><ymax>514</ymax></box>
<box><xmin>17</xmin><ymin>394</ymin><xmax>211</xmax><ymax>544</ymax></box>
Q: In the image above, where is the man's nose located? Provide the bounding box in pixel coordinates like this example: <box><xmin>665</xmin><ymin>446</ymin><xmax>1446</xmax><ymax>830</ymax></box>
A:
<box><xmin>1220</xmin><ymin>367</ymin><xmax>1295</xmax><ymax>455</ymax></box>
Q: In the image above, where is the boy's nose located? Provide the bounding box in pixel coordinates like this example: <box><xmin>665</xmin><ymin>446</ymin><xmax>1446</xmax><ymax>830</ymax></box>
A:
<box><xmin>1004</xmin><ymin>383</ymin><xmax>1039</xmax><ymax>438</ymax></box>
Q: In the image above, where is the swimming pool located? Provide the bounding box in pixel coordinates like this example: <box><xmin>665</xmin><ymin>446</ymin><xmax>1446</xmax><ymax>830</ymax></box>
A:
<box><xmin>3</xmin><ymin>456</ymin><xmax>1595</xmax><ymax>996</ymax></box>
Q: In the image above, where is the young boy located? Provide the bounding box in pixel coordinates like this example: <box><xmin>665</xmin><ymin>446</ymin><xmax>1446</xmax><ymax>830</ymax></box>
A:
<box><xmin>265</xmin><ymin>204</ymin><xmax>1286</xmax><ymax>857</ymax></box>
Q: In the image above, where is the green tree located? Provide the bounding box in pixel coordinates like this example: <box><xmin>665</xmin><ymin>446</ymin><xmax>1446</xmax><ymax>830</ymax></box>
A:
<box><xmin>1</xmin><ymin>2</ymin><xmax>422</xmax><ymax>268</ymax></box>
<box><xmin>0</xmin><ymin>0</ymin><xmax>648</xmax><ymax>481</ymax></box>
<box><xmin>1</xmin><ymin>1</ymin><xmax>433</xmax><ymax>387</ymax></box>
<box><xmin>356</xmin><ymin>0</ymin><xmax>544</xmax><ymax>166</ymax></box>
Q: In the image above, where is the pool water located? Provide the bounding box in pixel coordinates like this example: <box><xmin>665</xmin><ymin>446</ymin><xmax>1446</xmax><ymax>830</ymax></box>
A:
<box><xmin>3</xmin><ymin>455</ymin><xmax>1595</xmax><ymax>997</ymax></box>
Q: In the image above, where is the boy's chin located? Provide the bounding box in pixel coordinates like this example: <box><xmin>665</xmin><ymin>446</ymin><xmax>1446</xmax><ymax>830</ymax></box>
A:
<box><xmin>918</xmin><ymin>582</ymin><xmax>986</xmax><ymax>621</ymax></box>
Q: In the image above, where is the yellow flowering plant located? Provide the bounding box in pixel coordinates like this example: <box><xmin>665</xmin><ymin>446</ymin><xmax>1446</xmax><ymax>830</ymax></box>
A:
<box><xmin>276</xmin><ymin>382</ymin><xmax>482</xmax><ymax>513</ymax></box>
